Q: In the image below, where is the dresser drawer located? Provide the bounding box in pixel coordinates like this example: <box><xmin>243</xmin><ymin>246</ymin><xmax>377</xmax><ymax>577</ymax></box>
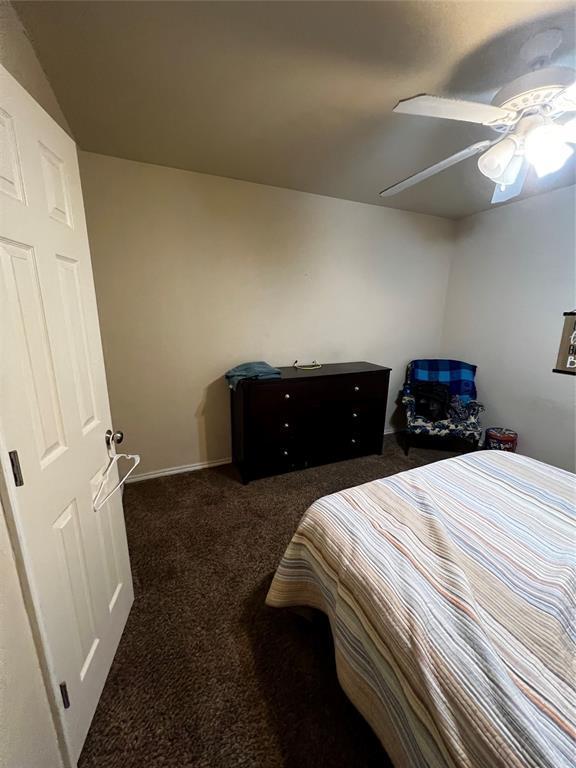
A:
<box><xmin>247</xmin><ymin>440</ymin><xmax>307</xmax><ymax>477</ymax></box>
<box><xmin>250</xmin><ymin>418</ymin><xmax>300</xmax><ymax>444</ymax></box>
<box><xmin>247</xmin><ymin>381</ymin><xmax>307</xmax><ymax>422</ymax></box>
<box><xmin>307</xmin><ymin>428</ymin><xmax>381</xmax><ymax>466</ymax></box>
<box><xmin>333</xmin><ymin>431</ymin><xmax>383</xmax><ymax>458</ymax></box>
<box><xmin>330</xmin><ymin>372</ymin><xmax>389</xmax><ymax>402</ymax></box>
<box><xmin>324</xmin><ymin>401</ymin><xmax>384</xmax><ymax>428</ymax></box>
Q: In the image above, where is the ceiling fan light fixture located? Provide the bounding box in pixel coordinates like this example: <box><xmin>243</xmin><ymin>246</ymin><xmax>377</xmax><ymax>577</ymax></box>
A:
<box><xmin>493</xmin><ymin>154</ymin><xmax>525</xmax><ymax>189</ymax></box>
<box><xmin>561</xmin><ymin>116</ymin><xmax>576</xmax><ymax>144</ymax></box>
<box><xmin>381</xmin><ymin>57</ymin><xmax>576</xmax><ymax>205</ymax></box>
<box><xmin>524</xmin><ymin>123</ymin><xmax>574</xmax><ymax>178</ymax></box>
<box><xmin>477</xmin><ymin>137</ymin><xmax>519</xmax><ymax>181</ymax></box>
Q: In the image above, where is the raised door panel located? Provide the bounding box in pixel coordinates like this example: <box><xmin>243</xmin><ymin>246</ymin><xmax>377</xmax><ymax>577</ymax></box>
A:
<box><xmin>0</xmin><ymin>107</ymin><xmax>26</xmax><ymax>203</ymax></box>
<box><xmin>56</xmin><ymin>254</ymin><xmax>99</xmax><ymax>435</ymax></box>
<box><xmin>53</xmin><ymin>499</ymin><xmax>100</xmax><ymax>682</ymax></box>
<box><xmin>0</xmin><ymin>238</ymin><xmax>67</xmax><ymax>468</ymax></box>
<box><xmin>90</xmin><ymin>468</ymin><xmax>123</xmax><ymax>614</ymax></box>
<box><xmin>39</xmin><ymin>141</ymin><xmax>73</xmax><ymax>227</ymax></box>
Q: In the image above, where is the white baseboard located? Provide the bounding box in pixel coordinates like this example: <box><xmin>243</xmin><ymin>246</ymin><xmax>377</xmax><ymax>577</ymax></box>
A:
<box><xmin>126</xmin><ymin>430</ymin><xmax>399</xmax><ymax>484</ymax></box>
<box><xmin>126</xmin><ymin>457</ymin><xmax>232</xmax><ymax>484</ymax></box>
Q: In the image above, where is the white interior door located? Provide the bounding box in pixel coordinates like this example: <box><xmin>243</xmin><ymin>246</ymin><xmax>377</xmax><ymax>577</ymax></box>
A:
<box><xmin>0</xmin><ymin>64</ymin><xmax>133</xmax><ymax>765</ymax></box>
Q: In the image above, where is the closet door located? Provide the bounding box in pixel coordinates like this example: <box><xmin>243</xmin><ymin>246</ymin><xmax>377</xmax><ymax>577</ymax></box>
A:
<box><xmin>0</xmin><ymin>63</ymin><xmax>133</xmax><ymax>764</ymax></box>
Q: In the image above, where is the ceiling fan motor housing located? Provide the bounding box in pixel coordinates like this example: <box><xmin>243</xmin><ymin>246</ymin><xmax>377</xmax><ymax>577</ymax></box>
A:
<box><xmin>490</xmin><ymin>67</ymin><xmax>576</xmax><ymax>132</ymax></box>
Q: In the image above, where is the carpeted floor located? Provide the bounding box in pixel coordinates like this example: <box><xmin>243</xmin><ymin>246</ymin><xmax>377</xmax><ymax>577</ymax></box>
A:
<box><xmin>79</xmin><ymin>436</ymin><xmax>456</xmax><ymax>768</ymax></box>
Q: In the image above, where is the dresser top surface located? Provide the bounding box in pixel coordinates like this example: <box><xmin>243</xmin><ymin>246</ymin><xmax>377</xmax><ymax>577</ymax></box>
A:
<box><xmin>264</xmin><ymin>361</ymin><xmax>390</xmax><ymax>382</ymax></box>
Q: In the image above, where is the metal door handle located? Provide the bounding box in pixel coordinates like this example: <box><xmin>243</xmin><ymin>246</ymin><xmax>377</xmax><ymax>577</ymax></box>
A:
<box><xmin>105</xmin><ymin>429</ymin><xmax>124</xmax><ymax>448</ymax></box>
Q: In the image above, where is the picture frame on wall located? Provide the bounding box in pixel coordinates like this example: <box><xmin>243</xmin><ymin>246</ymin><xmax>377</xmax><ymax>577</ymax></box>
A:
<box><xmin>553</xmin><ymin>311</ymin><xmax>576</xmax><ymax>376</ymax></box>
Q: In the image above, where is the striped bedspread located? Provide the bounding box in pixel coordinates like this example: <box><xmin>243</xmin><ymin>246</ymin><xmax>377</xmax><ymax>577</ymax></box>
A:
<box><xmin>266</xmin><ymin>451</ymin><xmax>575</xmax><ymax>768</ymax></box>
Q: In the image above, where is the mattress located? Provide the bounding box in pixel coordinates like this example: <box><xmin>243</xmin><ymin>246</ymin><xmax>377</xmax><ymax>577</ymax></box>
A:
<box><xmin>266</xmin><ymin>451</ymin><xmax>575</xmax><ymax>768</ymax></box>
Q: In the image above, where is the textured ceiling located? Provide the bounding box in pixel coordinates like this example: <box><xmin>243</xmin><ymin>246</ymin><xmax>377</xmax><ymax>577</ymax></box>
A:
<box><xmin>15</xmin><ymin>0</ymin><xmax>576</xmax><ymax>219</ymax></box>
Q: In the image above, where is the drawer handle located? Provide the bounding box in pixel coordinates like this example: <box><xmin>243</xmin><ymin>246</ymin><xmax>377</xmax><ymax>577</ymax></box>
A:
<box><xmin>284</xmin><ymin>393</ymin><xmax>290</xmax><ymax>400</ymax></box>
<box><xmin>352</xmin><ymin>412</ymin><xmax>358</xmax><ymax>418</ymax></box>
<box><xmin>354</xmin><ymin>386</ymin><xmax>360</xmax><ymax>392</ymax></box>
<box><xmin>283</xmin><ymin>423</ymin><xmax>290</xmax><ymax>428</ymax></box>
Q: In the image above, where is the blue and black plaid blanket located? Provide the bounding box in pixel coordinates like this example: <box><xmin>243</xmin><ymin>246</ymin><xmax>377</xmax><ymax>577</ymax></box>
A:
<box><xmin>407</xmin><ymin>359</ymin><xmax>477</xmax><ymax>403</ymax></box>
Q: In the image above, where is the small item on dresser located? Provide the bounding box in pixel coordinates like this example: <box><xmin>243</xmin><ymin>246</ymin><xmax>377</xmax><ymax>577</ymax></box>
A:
<box><xmin>225</xmin><ymin>361</ymin><xmax>281</xmax><ymax>390</ymax></box>
<box><xmin>485</xmin><ymin>427</ymin><xmax>518</xmax><ymax>452</ymax></box>
<box><xmin>293</xmin><ymin>360</ymin><xmax>322</xmax><ymax>370</ymax></box>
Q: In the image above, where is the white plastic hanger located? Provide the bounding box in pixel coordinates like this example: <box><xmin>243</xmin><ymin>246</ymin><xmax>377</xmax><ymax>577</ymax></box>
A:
<box><xmin>93</xmin><ymin>431</ymin><xmax>140</xmax><ymax>511</ymax></box>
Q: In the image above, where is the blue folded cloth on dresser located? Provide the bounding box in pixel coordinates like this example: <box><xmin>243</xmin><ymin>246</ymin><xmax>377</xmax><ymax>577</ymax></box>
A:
<box><xmin>225</xmin><ymin>361</ymin><xmax>281</xmax><ymax>390</ymax></box>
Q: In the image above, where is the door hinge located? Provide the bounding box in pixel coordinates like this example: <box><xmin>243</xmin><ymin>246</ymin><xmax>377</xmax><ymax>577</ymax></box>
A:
<box><xmin>59</xmin><ymin>682</ymin><xmax>70</xmax><ymax>709</ymax></box>
<box><xmin>8</xmin><ymin>450</ymin><xmax>24</xmax><ymax>487</ymax></box>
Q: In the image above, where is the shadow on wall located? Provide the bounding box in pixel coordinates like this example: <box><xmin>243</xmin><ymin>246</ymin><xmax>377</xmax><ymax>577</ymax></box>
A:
<box><xmin>195</xmin><ymin>376</ymin><xmax>231</xmax><ymax>462</ymax></box>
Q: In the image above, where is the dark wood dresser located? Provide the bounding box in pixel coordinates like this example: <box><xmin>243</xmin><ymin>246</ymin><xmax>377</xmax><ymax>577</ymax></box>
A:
<box><xmin>230</xmin><ymin>362</ymin><xmax>391</xmax><ymax>483</ymax></box>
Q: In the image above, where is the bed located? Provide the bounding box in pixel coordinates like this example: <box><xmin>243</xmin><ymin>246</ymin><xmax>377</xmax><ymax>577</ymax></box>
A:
<box><xmin>266</xmin><ymin>451</ymin><xmax>575</xmax><ymax>768</ymax></box>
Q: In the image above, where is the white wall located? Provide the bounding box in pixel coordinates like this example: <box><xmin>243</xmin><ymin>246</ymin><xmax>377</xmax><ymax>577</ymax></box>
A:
<box><xmin>79</xmin><ymin>151</ymin><xmax>456</xmax><ymax>475</ymax></box>
<box><xmin>442</xmin><ymin>185</ymin><xmax>576</xmax><ymax>471</ymax></box>
<box><xmin>0</xmin><ymin>500</ymin><xmax>63</xmax><ymax>768</ymax></box>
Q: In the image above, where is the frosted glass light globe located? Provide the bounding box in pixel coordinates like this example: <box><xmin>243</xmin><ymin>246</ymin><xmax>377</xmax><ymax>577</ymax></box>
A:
<box><xmin>524</xmin><ymin>124</ymin><xmax>573</xmax><ymax>178</ymax></box>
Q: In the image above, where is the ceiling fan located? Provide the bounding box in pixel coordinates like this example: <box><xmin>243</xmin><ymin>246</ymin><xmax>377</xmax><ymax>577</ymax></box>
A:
<box><xmin>380</xmin><ymin>31</ymin><xmax>576</xmax><ymax>204</ymax></box>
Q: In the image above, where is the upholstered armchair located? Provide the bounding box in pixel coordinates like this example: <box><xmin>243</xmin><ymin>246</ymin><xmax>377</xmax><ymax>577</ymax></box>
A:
<box><xmin>401</xmin><ymin>360</ymin><xmax>485</xmax><ymax>454</ymax></box>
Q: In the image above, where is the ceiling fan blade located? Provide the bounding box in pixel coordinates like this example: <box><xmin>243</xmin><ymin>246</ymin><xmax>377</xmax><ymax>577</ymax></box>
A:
<box><xmin>394</xmin><ymin>94</ymin><xmax>517</xmax><ymax>126</ymax></box>
<box><xmin>379</xmin><ymin>140</ymin><xmax>495</xmax><ymax>197</ymax></box>
<box><xmin>553</xmin><ymin>81</ymin><xmax>576</xmax><ymax>113</ymax></box>
<box><xmin>491</xmin><ymin>160</ymin><xmax>529</xmax><ymax>204</ymax></box>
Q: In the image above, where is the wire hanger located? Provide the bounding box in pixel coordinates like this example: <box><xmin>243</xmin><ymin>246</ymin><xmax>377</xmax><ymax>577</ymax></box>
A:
<box><xmin>93</xmin><ymin>430</ymin><xmax>140</xmax><ymax>511</ymax></box>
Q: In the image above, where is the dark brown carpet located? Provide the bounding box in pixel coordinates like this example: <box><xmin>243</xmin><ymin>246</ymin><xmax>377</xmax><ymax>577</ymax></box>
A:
<box><xmin>79</xmin><ymin>436</ymin><xmax>456</xmax><ymax>768</ymax></box>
